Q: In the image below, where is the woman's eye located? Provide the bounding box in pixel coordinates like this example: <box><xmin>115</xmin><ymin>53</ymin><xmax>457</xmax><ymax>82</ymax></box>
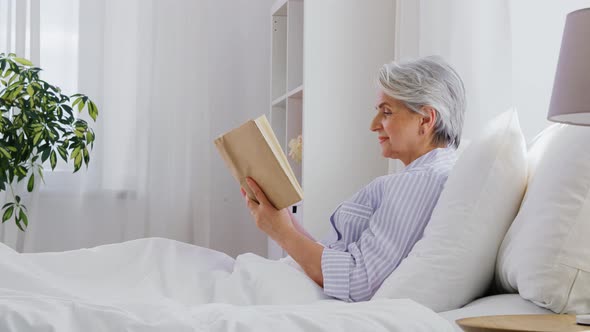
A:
<box><xmin>383</xmin><ymin>111</ymin><xmax>392</xmax><ymax>116</ymax></box>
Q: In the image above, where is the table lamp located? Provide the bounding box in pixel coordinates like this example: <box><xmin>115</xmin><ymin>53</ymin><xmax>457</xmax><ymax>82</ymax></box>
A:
<box><xmin>547</xmin><ymin>7</ymin><xmax>590</xmax><ymax>326</ymax></box>
<box><xmin>547</xmin><ymin>8</ymin><xmax>590</xmax><ymax>125</ymax></box>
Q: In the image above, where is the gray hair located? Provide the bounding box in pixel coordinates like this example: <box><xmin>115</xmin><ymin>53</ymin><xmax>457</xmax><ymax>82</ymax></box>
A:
<box><xmin>378</xmin><ymin>56</ymin><xmax>466</xmax><ymax>148</ymax></box>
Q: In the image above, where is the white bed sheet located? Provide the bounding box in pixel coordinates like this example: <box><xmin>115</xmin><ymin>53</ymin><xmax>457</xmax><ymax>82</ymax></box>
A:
<box><xmin>0</xmin><ymin>237</ymin><xmax>454</xmax><ymax>331</ymax></box>
<box><xmin>438</xmin><ymin>294</ymin><xmax>552</xmax><ymax>331</ymax></box>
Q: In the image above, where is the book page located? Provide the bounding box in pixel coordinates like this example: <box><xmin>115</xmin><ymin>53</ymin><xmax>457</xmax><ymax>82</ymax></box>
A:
<box><xmin>254</xmin><ymin>115</ymin><xmax>303</xmax><ymax>198</ymax></box>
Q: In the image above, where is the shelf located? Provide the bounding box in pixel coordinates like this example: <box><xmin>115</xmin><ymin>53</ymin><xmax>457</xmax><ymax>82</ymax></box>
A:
<box><xmin>271</xmin><ymin>84</ymin><xmax>303</xmax><ymax>106</ymax></box>
<box><xmin>288</xmin><ymin>84</ymin><xmax>303</xmax><ymax>99</ymax></box>
<box><xmin>286</xmin><ymin>0</ymin><xmax>304</xmax><ymax>90</ymax></box>
<box><xmin>271</xmin><ymin>16</ymin><xmax>287</xmax><ymax>101</ymax></box>
<box><xmin>269</xmin><ymin>0</ymin><xmax>304</xmax><ymax>261</ymax></box>
<box><xmin>270</xmin><ymin>107</ymin><xmax>287</xmax><ymax>153</ymax></box>
<box><xmin>271</xmin><ymin>0</ymin><xmax>288</xmax><ymax>16</ymax></box>
<box><xmin>272</xmin><ymin>94</ymin><xmax>287</xmax><ymax>107</ymax></box>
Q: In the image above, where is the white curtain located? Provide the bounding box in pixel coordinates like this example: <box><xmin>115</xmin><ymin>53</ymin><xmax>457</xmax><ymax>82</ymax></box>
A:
<box><xmin>0</xmin><ymin>0</ymin><xmax>212</xmax><ymax>252</ymax></box>
<box><xmin>393</xmin><ymin>0</ymin><xmax>590</xmax><ymax>145</ymax></box>
<box><xmin>389</xmin><ymin>0</ymin><xmax>590</xmax><ymax>173</ymax></box>
<box><xmin>1</xmin><ymin>0</ymin><xmax>272</xmax><ymax>256</ymax></box>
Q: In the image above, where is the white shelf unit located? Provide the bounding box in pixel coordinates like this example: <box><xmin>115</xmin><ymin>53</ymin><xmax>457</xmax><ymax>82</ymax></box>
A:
<box><xmin>268</xmin><ymin>0</ymin><xmax>304</xmax><ymax>259</ymax></box>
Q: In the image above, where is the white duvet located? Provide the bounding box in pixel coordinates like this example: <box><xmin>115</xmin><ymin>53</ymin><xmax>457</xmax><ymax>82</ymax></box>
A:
<box><xmin>0</xmin><ymin>237</ymin><xmax>453</xmax><ymax>331</ymax></box>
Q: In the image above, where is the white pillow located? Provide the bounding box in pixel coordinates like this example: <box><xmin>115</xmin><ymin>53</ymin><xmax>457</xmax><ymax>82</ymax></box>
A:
<box><xmin>496</xmin><ymin>124</ymin><xmax>590</xmax><ymax>314</ymax></box>
<box><xmin>372</xmin><ymin>109</ymin><xmax>527</xmax><ymax>312</ymax></box>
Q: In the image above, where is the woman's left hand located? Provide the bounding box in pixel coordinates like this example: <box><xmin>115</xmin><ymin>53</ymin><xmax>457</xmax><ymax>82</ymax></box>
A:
<box><xmin>241</xmin><ymin>177</ymin><xmax>294</xmax><ymax>241</ymax></box>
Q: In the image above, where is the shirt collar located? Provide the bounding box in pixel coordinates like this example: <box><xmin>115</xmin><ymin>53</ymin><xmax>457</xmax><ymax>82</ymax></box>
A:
<box><xmin>403</xmin><ymin>147</ymin><xmax>456</xmax><ymax>172</ymax></box>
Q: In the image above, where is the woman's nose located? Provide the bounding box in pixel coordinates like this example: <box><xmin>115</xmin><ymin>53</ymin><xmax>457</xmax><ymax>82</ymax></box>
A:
<box><xmin>370</xmin><ymin>114</ymin><xmax>381</xmax><ymax>132</ymax></box>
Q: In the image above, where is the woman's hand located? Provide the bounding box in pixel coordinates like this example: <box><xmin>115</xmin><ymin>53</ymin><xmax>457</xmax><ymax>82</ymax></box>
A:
<box><xmin>241</xmin><ymin>177</ymin><xmax>294</xmax><ymax>242</ymax></box>
<box><xmin>241</xmin><ymin>177</ymin><xmax>324</xmax><ymax>287</ymax></box>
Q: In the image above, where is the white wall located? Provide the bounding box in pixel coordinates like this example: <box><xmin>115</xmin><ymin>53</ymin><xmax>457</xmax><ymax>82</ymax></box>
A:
<box><xmin>510</xmin><ymin>0</ymin><xmax>590</xmax><ymax>142</ymax></box>
<box><xmin>303</xmin><ymin>1</ymin><xmax>394</xmax><ymax>238</ymax></box>
<box><xmin>392</xmin><ymin>0</ymin><xmax>590</xmax><ymax>149</ymax></box>
<box><xmin>207</xmin><ymin>0</ymin><xmax>274</xmax><ymax>258</ymax></box>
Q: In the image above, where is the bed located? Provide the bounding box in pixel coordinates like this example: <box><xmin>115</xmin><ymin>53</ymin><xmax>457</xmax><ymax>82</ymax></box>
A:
<box><xmin>1</xmin><ymin>114</ymin><xmax>588</xmax><ymax>331</ymax></box>
<box><xmin>0</xmin><ymin>237</ymin><xmax>454</xmax><ymax>331</ymax></box>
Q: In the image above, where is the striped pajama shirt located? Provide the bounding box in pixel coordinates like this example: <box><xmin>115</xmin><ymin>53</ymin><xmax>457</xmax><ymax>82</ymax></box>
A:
<box><xmin>320</xmin><ymin>147</ymin><xmax>457</xmax><ymax>302</ymax></box>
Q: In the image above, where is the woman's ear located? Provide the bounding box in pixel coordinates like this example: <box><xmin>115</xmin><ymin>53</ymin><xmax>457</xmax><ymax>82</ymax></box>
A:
<box><xmin>419</xmin><ymin>106</ymin><xmax>437</xmax><ymax>134</ymax></box>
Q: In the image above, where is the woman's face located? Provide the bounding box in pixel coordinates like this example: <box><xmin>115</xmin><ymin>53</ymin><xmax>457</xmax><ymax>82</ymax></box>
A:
<box><xmin>371</xmin><ymin>90</ymin><xmax>424</xmax><ymax>164</ymax></box>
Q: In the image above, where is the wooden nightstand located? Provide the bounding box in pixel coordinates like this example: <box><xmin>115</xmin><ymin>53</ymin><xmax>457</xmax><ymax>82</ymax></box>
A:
<box><xmin>456</xmin><ymin>314</ymin><xmax>590</xmax><ymax>332</ymax></box>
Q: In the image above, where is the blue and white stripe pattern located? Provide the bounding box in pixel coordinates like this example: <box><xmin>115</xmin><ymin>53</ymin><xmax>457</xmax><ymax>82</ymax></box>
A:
<box><xmin>320</xmin><ymin>147</ymin><xmax>457</xmax><ymax>302</ymax></box>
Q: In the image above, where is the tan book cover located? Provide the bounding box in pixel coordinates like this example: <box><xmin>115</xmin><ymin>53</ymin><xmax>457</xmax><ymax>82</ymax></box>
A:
<box><xmin>214</xmin><ymin>114</ymin><xmax>303</xmax><ymax>210</ymax></box>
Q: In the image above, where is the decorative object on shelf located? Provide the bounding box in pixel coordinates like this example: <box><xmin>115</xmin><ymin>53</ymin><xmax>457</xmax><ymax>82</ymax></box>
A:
<box><xmin>0</xmin><ymin>53</ymin><xmax>98</xmax><ymax>231</ymax></box>
<box><xmin>288</xmin><ymin>134</ymin><xmax>302</xmax><ymax>163</ymax></box>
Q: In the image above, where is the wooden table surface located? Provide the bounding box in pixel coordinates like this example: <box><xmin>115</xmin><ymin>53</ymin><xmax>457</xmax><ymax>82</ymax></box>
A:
<box><xmin>457</xmin><ymin>314</ymin><xmax>590</xmax><ymax>332</ymax></box>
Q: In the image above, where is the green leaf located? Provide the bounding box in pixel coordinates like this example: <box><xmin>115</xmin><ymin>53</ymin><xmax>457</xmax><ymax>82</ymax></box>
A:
<box><xmin>0</xmin><ymin>147</ymin><xmax>11</xmax><ymax>158</ymax></box>
<box><xmin>88</xmin><ymin>101</ymin><xmax>98</xmax><ymax>121</ymax></box>
<box><xmin>11</xmin><ymin>85</ymin><xmax>23</xmax><ymax>99</ymax></box>
<box><xmin>50</xmin><ymin>150</ymin><xmax>57</xmax><ymax>170</ymax></box>
<box><xmin>74</xmin><ymin>152</ymin><xmax>82</xmax><ymax>172</ymax></box>
<box><xmin>2</xmin><ymin>68</ymin><xmax>10</xmax><ymax>78</ymax></box>
<box><xmin>33</xmin><ymin>131</ymin><xmax>43</xmax><ymax>145</ymax></box>
<box><xmin>15</xmin><ymin>216</ymin><xmax>25</xmax><ymax>231</ymax></box>
<box><xmin>71</xmin><ymin>146</ymin><xmax>81</xmax><ymax>160</ymax></box>
<box><xmin>14</xmin><ymin>57</ymin><xmax>33</xmax><ymax>66</ymax></box>
<box><xmin>77</xmin><ymin>99</ymin><xmax>85</xmax><ymax>112</ymax></box>
<box><xmin>72</xmin><ymin>98</ymin><xmax>82</xmax><ymax>108</ymax></box>
<box><xmin>86</xmin><ymin>131</ymin><xmax>94</xmax><ymax>143</ymax></box>
<box><xmin>16</xmin><ymin>165</ymin><xmax>27</xmax><ymax>177</ymax></box>
<box><xmin>57</xmin><ymin>145</ymin><xmax>68</xmax><ymax>161</ymax></box>
<box><xmin>7</xmin><ymin>73</ymin><xmax>18</xmax><ymax>86</ymax></box>
<box><xmin>27</xmin><ymin>173</ymin><xmax>34</xmax><ymax>192</ymax></box>
<box><xmin>15</xmin><ymin>195</ymin><xmax>20</xmax><ymax>204</ymax></box>
<box><xmin>19</xmin><ymin>209</ymin><xmax>28</xmax><ymax>228</ymax></box>
<box><xmin>26</xmin><ymin>84</ymin><xmax>33</xmax><ymax>96</ymax></box>
<box><xmin>2</xmin><ymin>202</ymin><xmax>14</xmax><ymax>210</ymax></box>
<box><xmin>61</xmin><ymin>104</ymin><xmax>72</xmax><ymax>114</ymax></box>
<box><xmin>83</xmin><ymin>147</ymin><xmax>89</xmax><ymax>166</ymax></box>
<box><xmin>2</xmin><ymin>206</ymin><xmax>13</xmax><ymax>223</ymax></box>
<box><xmin>41</xmin><ymin>146</ymin><xmax>51</xmax><ymax>162</ymax></box>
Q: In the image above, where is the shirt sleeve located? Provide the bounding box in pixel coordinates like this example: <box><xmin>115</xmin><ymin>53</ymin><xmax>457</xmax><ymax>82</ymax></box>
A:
<box><xmin>321</xmin><ymin>171</ymin><xmax>446</xmax><ymax>302</ymax></box>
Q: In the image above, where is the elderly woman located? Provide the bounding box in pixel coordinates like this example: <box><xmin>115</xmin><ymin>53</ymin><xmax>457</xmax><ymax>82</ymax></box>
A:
<box><xmin>242</xmin><ymin>56</ymin><xmax>466</xmax><ymax>302</ymax></box>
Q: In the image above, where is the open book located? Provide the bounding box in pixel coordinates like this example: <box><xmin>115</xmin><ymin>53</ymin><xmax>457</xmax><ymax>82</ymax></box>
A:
<box><xmin>214</xmin><ymin>115</ymin><xmax>303</xmax><ymax>210</ymax></box>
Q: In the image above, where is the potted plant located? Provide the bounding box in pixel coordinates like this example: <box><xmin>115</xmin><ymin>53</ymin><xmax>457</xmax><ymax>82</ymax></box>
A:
<box><xmin>0</xmin><ymin>53</ymin><xmax>98</xmax><ymax>231</ymax></box>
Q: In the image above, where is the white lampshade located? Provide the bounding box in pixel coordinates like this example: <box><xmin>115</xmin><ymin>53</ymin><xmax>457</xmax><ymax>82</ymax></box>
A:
<box><xmin>548</xmin><ymin>8</ymin><xmax>590</xmax><ymax>125</ymax></box>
